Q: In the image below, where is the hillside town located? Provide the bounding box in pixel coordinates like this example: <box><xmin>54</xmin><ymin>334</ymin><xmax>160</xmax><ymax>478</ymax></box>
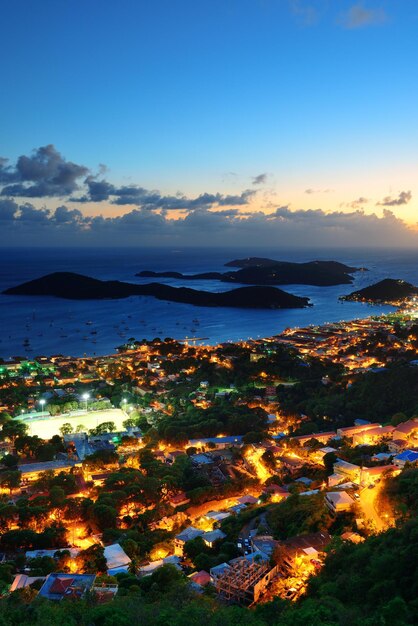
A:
<box><xmin>0</xmin><ymin>311</ymin><xmax>417</xmax><ymax>618</ymax></box>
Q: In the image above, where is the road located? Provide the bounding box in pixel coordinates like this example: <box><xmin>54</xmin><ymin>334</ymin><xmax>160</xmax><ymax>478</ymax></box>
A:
<box><xmin>358</xmin><ymin>484</ymin><xmax>389</xmax><ymax>532</ymax></box>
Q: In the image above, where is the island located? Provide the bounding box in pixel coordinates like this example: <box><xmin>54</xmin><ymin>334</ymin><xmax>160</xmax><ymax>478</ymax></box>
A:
<box><xmin>341</xmin><ymin>278</ymin><xmax>418</xmax><ymax>305</ymax></box>
<box><xmin>137</xmin><ymin>258</ymin><xmax>363</xmax><ymax>287</ymax></box>
<box><xmin>3</xmin><ymin>272</ymin><xmax>311</xmax><ymax>309</ymax></box>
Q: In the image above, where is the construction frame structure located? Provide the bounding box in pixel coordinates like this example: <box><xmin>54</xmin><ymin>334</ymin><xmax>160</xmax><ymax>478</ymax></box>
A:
<box><xmin>213</xmin><ymin>558</ymin><xmax>279</xmax><ymax>606</ymax></box>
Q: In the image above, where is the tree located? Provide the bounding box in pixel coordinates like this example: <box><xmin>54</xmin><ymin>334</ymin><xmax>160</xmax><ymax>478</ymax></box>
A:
<box><xmin>1</xmin><ymin>421</ymin><xmax>28</xmax><ymax>446</ymax></box>
<box><xmin>76</xmin><ymin>544</ymin><xmax>107</xmax><ymax>574</ymax></box>
<box><xmin>391</xmin><ymin>412</ymin><xmax>408</xmax><ymax>427</ymax></box>
<box><xmin>1</xmin><ymin>454</ymin><xmax>18</xmax><ymax>468</ymax></box>
<box><xmin>0</xmin><ymin>470</ymin><xmax>21</xmax><ymax>495</ymax></box>
<box><xmin>90</xmin><ymin>503</ymin><xmax>118</xmax><ymax>531</ymax></box>
<box><xmin>59</xmin><ymin>423</ymin><xmax>74</xmax><ymax>436</ymax></box>
<box><xmin>49</xmin><ymin>486</ymin><xmax>66</xmax><ymax>508</ymax></box>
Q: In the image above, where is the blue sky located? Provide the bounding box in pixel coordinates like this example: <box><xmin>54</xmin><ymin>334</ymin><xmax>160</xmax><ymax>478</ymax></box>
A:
<box><xmin>1</xmin><ymin>1</ymin><xmax>418</xmax><ymax>246</ymax></box>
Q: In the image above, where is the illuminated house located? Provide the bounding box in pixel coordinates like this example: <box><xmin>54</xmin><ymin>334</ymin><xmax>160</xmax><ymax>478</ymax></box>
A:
<box><xmin>325</xmin><ymin>491</ymin><xmax>354</xmax><ymax>514</ymax></box>
<box><xmin>394</xmin><ymin>450</ymin><xmax>418</xmax><ymax>468</ymax></box>
<box><xmin>336</xmin><ymin>423</ymin><xmax>381</xmax><ymax>439</ymax></box>
<box><xmin>332</xmin><ymin>458</ymin><xmax>361</xmax><ymax>483</ymax></box>
<box><xmin>352</xmin><ymin>425</ymin><xmax>395</xmax><ymax>446</ymax></box>
<box><xmin>18</xmin><ymin>459</ymin><xmax>80</xmax><ymax>483</ymax></box>
<box><xmin>393</xmin><ymin>419</ymin><xmax>418</xmax><ymax>445</ymax></box>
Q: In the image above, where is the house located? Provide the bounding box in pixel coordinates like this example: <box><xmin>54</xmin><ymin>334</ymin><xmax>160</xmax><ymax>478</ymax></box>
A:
<box><xmin>19</xmin><ymin>459</ymin><xmax>80</xmax><ymax>483</ymax></box>
<box><xmin>104</xmin><ymin>543</ymin><xmax>131</xmax><ymax>575</ymax></box>
<box><xmin>209</xmin><ymin>562</ymin><xmax>230</xmax><ymax>578</ymax></box>
<box><xmin>189</xmin><ymin>570</ymin><xmax>211</xmax><ymax>587</ymax></box>
<box><xmin>38</xmin><ymin>573</ymin><xmax>96</xmax><ymax>600</ymax></box>
<box><xmin>165</xmin><ymin>450</ymin><xmax>185</xmax><ymax>464</ymax></box>
<box><xmin>26</xmin><ymin>548</ymin><xmax>79</xmax><ymax>561</ymax></box>
<box><xmin>361</xmin><ymin>465</ymin><xmax>397</xmax><ymax>485</ymax></box>
<box><xmin>169</xmin><ymin>492</ymin><xmax>190</xmax><ymax>508</ymax></box>
<box><xmin>388</xmin><ymin>439</ymin><xmax>408</xmax><ymax>454</ymax></box>
<box><xmin>9</xmin><ymin>574</ymin><xmax>45</xmax><ymax>592</ymax></box>
<box><xmin>139</xmin><ymin>555</ymin><xmax>182</xmax><ymax>577</ymax></box>
<box><xmin>174</xmin><ymin>526</ymin><xmax>204</xmax><ymax>556</ymax></box>
<box><xmin>276</xmin><ymin>455</ymin><xmax>304</xmax><ymax>475</ymax></box>
<box><xmin>393</xmin><ymin>419</ymin><xmax>418</xmax><ymax>445</ymax></box>
<box><xmin>188</xmin><ymin>436</ymin><xmax>243</xmax><ymax>450</ymax></box>
<box><xmin>251</xmin><ymin>535</ymin><xmax>279</xmax><ymax>557</ymax></box>
<box><xmin>91</xmin><ymin>582</ymin><xmax>118</xmax><ymax>603</ymax></box>
<box><xmin>325</xmin><ymin>491</ymin><xmax>354</xmax><ymax>514</ymax></box>
<box><xmin>202</xmin><ymin>529</ymin><xmax>227</xmax><ymax>548</ymax></box>
<box><xmin>394</xmin><ymin>450</ymin><xmax>418</xmax><ymax>468</ymax></box>
<box><xmin>332</xmin><ymin>458</ymin><xmax>361</xmax><ymax>482</ymax></box>
<box><xmin>341</xmin><ymin>531</ymin><xmax>365</xmax><ymax>544</ymax></box>
<box><xmin>353</xmin><ymin>425</ymin><xmax>395</xmax><ymax>446</ymax></box>
<box><xmin>204</xmin><ymin>510</ymin><xmax>231</xmax><ymax>524</ymax></box>
<box><xmin>371</xmin><ymin>452</ymin><xmax>392</xmax><ymax>463</ymax></box>
<box><xmin>191</xmin><ymin>453</ymin><xmax>214</xmax><ymax>466</ymax></box>
<box><xmin>337</xmin><ymin>423</ymin><xmax>382</xmax><ymax>439</ymax></box>
<box><xmin>283</xmin><ymin>531</ymin><xmax>331</xmax><ymax>557</ymax></box>
<box><xmin>237</xmin><ymin>495</ymin><xmax>258</xmax><ymax>506</ymax></box>
<box><xmin>313</xmin><ymin>446</ymin><xmax>337</xmax><ymax>464</ymax></box>
<box><xmin>289</xmin><ymin>431</ymin><xmax>336</xmax><ymax>446</ymax></box>
<box><xmin>263</xmin><ymin>483</ymin><xmax>290</xmax><ymax>502</ymax></box>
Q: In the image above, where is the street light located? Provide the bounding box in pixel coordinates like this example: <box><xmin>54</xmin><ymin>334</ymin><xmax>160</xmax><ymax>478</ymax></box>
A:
<box><xmin>82</xmin><ymin>393</ymin><xmax>90</xmax><ymax>412</ymax></box>
<box><xmin>122</xmin><ymin>398</ymin><xmax>127</xmax><ymax>414</ymax></box>
<box><xmin>39</xmin><ymin>398</ymin><xmax>46</xmax><ymax>418</ymax></box>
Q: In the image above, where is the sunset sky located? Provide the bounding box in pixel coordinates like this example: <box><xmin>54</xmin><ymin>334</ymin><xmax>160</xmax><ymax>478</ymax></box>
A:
<box><xmin>1</xmin><ymin>0</ymin><xmax>418</xmax><ymax>246</ymax></box>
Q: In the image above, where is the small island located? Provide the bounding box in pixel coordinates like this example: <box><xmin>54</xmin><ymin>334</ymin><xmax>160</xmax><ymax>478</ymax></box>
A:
<box><xmin>341</xmin><ymin>278</ymin><xmax>418</xmax><ymax>305</ymax></box>
<box><xmin>3</xmin><ymin>272</ymin><xmax>311</xmax><ymax>309</ymax></box>
<box><xmin>137</xmin><ymin>258</ymin><xmax>364</xmax><ymax>287</ymax></box>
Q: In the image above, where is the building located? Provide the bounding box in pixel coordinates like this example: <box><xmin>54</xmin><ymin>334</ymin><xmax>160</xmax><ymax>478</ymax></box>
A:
<box><xmin>19</xmin><ymin>459</ymin><xmax>80</xmax><ymax>483</ymax></box>
<box><xmin>289</xmin><ymin>431</ymin><xmax>336</xmax><ymax>446</ymax></box>
<box><xmin>9</xmin><ymin>574</ymin><xmax>45</xmax><ymax>592</ymax></box>
<box><xmin>332</xmin><ymin>458</ymin><xmax>361</xmax><ymax>483</ymax></box>
<box><xmin>361</xmin><ymin>465</ymin><xmax>397</xmax><ymax>485</ymax></box>
<box><xmin>38</xmin><ymin>573</ymin><xmax>96</xmax><ymax>601</ymax></box>
<box><xmin>188</xmin><ymin>436</ymin><xmax>243</xmax><ymax>450</ymax></box>
<box><xmin>388</xmin><ymin>439</ymin><xmax>408</xmax><ymax>454</ymax></box>
<box><xmin>189</xmin><ymin>570</ymin><xmax>211</xmax><ymax>587</ymax></box>
<box><xmin>394</xmin><ymin>450</ymin><xmax>418</xmax><ymax>468</ymax></box>
<box><xmin>325</xmin><ymin>491</ymin><xmax>354</xmax><ymax>514</ymax></box>
<box><xmin>169</xmin><ymin>492</ymin><xmax>190</xmax><ymax>508</ymax></box>
<box><xmin>139</xmin><ymin>555</ymin><xmax>182</xmax><ymax>577</ymax></box>
<box><xmin>352</xmin><ymin>425</ymin><xmax>395</xmax><ymax>446</ymax></box>
<box><xmin>104</xmin><ymin>543</ymin><xmax>131</xmax><ymax>575</ymax></box>
<box><xmin>212</xmin><ymin>557</ymin><xmax>279</xmax><ymax>605</ymax></box>
<box><xmin>202</xmin><ymin>529</ymin><xmax>227</xmax><ymax>548</ymax></box>
<box><xmin>174</xmin><ymin>526</ymin><xmax>204</xmax><ymax>556</ymax></box>
<box><xmin>263</xmin><ymin>483</ymin><xmax>290</xmax><ymax>502</ymax></box>
<box><xmin>393</xmin><ymin>419</ymin><xmax>418</xmax><ymax>445</ymax></box>
<box><xmin>336</xmin><ymin>423</ymin><xmax>381</xmax><ymax>439</ymax></box>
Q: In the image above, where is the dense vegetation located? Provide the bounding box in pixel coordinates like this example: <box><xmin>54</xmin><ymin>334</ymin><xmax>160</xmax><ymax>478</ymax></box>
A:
<box><xmin>0</xmin><ymin>514</ymin><xmax>416</xmax><ymax>625</ymax></box>
<box><xmin>280</xmin><ymin>363</ymin><xmax>418</xmax><ymax>427</ymax></box>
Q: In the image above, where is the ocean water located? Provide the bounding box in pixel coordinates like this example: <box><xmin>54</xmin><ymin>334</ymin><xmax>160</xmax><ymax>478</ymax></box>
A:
<box><xmin>0</xmin><ymin>246</ymin><xmax>417</xmax><ymax>359</ymax></box>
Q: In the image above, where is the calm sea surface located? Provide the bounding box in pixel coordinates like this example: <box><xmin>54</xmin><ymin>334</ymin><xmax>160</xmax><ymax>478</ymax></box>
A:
<box><xmin>1</xmin><ymin>246</ymin><xmax>417</xmax><ymax>359</ymax></box>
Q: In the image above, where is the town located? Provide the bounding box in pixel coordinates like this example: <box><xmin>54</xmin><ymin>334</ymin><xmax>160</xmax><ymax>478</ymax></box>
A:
<box><xmin>0</xmin><ymin>310</ymin><xmax>417</xmax><ymax>624</ymax></box>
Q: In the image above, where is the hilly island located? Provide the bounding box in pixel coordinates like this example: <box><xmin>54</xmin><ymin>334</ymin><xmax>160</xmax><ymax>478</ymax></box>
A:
<box><xmin>137</xmin><ymin>258</ymin><xmax>363</xmax><ymax>286</ymax></box>
<box><xmin>3</xmin><ymin>272</ymin><xmax>311</xmax><ymax>309</ymax></box>
<box><xmin>341</xmin><ymin>278</ymin><xmax>418</xmax><ymax>305</ymax></box>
